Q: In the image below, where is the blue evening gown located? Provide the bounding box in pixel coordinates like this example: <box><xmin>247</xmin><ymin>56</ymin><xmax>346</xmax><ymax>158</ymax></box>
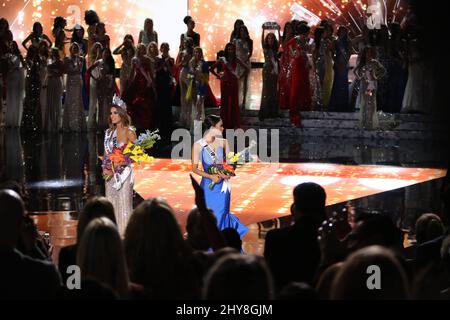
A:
<box><xmin>199</xmin><ymin>140</ymin><xmax>248</xmax><ymax>238</ymax></box>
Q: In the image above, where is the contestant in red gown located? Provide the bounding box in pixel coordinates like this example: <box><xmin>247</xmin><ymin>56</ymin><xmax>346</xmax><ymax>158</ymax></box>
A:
<box><xmin>210</xmin><ymin>43</ymin><xmax>249</xmax><ymax>130</ymax></box>
<box><xmin>123</xmin><ymin>44</ymin><xmax>155</xmax><ymax>130</ymax></box>
<box><xmin>278</xmin><ymin>22</ymin><xmax>294</xmax><ymax>110</ymax></box>
<box><xmin>286</xmin><ymin>24</ymin><xmax>312</xmax><ymax>126</ymax></box>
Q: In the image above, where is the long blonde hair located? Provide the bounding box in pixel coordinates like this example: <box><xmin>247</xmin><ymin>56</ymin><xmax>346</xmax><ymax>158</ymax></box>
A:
<box><xmin>124</xmin><ymin>198</ymin><xmax>200</xmax><ymax>299</ymax></box>
<box><xmin>77</xmin><ymin>217</ymin><xmax>130</xmax><ymax>298</ymax></box>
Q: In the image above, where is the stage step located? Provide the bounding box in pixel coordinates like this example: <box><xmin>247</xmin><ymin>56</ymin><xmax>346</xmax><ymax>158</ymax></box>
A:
<box><xmin>240</xmin><ymin>110</ymin><xmax>447</xmax><ymax>140</ymax></box>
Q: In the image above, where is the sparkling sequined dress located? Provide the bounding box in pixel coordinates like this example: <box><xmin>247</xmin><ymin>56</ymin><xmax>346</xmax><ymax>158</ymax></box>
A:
<box><xmin>354</xmin><ymin>59</ymin><xmax>386</xmax><ymax>129</ymax></box>
<box><xmin>316</xmin><ymin>38</ymin><xmax>334</xmax><ymax>110</ymax></box>
<box><xmin>189</xmin><ymin>59</ymin><xmax>208</xmax><ymax>130</ymax></box>
<box><xmin>96</xmin><ymin>60</ymin><xmax>115</xmax><ymax>130</ymax></box>
<box><xmin>278</xmin><ymin>40</ymin><xmax>291</xmax><ymax>110</ymax></box>
<box><xmin>233</xmin><ymin>38</ymin><xmax>251</xmax><ymax>109</ymax></box>
<box><xmin>6</xmin><ymin>54</ymin><xmax>25</xmax><ymax>127</ymax></box>
<box><xmin>104</xmin><ymin>128</ymin><xmax>134</xmax><ymax>236</ymax></box>
<box><xmin>62</xmin><ymin>56</ymin><xmax>86</xmax><ymax>132</ymax></box>
<box><xmin>179</xmin><ymin>50</ymin><xmax>193</xmax><ymax>128</ymax></box>
<box><xmin>21</xmin><ymin>57</ymin><xmax>42</xmax><ymax>132</ymax></box>
<box><xmin>259</xmin><ymin>47</ymin><xmax>279</xmax><ymax>120</ymax></box>
<box><xmin>44</xmin><ymin>60</ymin><xmax>63</xmax><ymax>132</ymax></box>
<box><xmin>198</xmin><ymin>139</ymin><xmax>248</xmax><ymax>238</ymax></box>
<box><xmin>119</xmin><ymin>48</ymin><xmax>134</xmax><ymax>95</ymax></box>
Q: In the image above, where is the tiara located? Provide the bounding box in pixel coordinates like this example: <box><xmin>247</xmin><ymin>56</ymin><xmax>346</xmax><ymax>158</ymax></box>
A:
<box><xmin>112</xmin><ymin>94</ymin><xmax>127</xmax><ymax>111</ymax></box>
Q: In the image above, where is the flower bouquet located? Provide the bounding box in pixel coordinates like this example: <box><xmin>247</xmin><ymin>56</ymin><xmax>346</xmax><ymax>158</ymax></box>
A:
<box><xmin>102</xmin><ymin>129</ymin><xmax>160</xmax><ymax>181</ymax></box>
<box><xmin>206</xmin><ymin>140</ymin><xmax>257</xmax><ymax>189</ymax></box>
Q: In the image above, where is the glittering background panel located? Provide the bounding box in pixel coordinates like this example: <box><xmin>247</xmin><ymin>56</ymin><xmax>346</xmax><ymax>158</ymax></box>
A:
<box><xmin>3</xmin><ymin>1</ymin><xmax>407</xmax><ymax>61</ymax></box>
<box><xmin>132</xmin><ymin>159</ymin><xmax>446</xmax><ymax>228</ymax></box>
<box><xmin>3</xmin><ymin>0</ymin><xmax>188</xmax><ymax>58</ymax></box>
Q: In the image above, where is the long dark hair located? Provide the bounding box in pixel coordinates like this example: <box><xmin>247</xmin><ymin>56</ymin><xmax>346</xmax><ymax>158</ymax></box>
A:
<box><xmin>71</xmin><ymin>26</ymin><xmax>85</xmax><ymax>44</ymax></box>
<box><xmin>224</xmin><ymin>42</ymin><xmax>236</xmax><ymax>62</ymax></box>
<box><xmin>103</xmin><ymin>48</ymin><xmax>115</xmax><ymax>74</ymax></box>
<box><xmin>231</xmin><ymin>19</ymin><xmax>244</xmax><ymax>40</ymax></box>
<box><xmin>314</xmin><ymin>26</ymin><xmax>325</xmax><ymax>50</ymax></box>
<box><xmin>203</xmin><ymin>114</ymin><xmax>221</xmax><ymax>134</ymax></box>
<box><xmin>52</xmin><ymin>16</ymin><xmax>66</xmax><ymax>37</ymax></box>
<box><xmin>282</xmin><ymin>22</ymin><xmax>293</xmax><ymax>43</ymax></box>
<box><xmin>263</xmin><ymin>32</ymin><xmax>279</xmax><ymax>52</ymax></box>
<box><xmin>84</xmin><ymin>10</ymin><xmax>100</xmax><ymax>26</ymax></box>
<box><xmin>32</xmin><ymin>22</ymin><xmax>43</xmax><ymax>36</ymax></box>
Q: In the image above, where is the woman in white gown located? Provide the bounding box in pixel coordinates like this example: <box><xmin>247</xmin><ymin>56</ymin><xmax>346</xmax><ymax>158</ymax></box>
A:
<box><xmin>6</xmin><ymin>41</ymin><xmax>25</xmax><ymax>127</ymax></box>
<box><xmin>102</xmin><ymin>97</ymin><xmax>136</xmax><ymax>236</ymax></box>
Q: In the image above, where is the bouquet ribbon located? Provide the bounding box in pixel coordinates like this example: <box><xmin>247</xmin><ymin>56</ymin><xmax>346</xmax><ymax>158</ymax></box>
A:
<box><xmin>221</xmin><ymin>179</ymin><xmax>231</xmax><ymax>193</ymax></box>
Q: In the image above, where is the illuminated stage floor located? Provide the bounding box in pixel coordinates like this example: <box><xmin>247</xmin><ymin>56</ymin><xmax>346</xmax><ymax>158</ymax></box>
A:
<box><xmin>133</xmin><ymin>159</ymin><xmax>447</xmax><ymax>229</ymax></box>
<box><xmin>31</xmin><ymin>159</ymin><xmax>446</xmax><ymax>260</ymax></box>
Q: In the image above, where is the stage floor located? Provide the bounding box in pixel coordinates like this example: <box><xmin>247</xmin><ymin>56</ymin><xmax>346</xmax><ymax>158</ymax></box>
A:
<box><xmin>133</xmin><ymin>159</ymin><xmax>447</xmax><ymax>229</ymax></box>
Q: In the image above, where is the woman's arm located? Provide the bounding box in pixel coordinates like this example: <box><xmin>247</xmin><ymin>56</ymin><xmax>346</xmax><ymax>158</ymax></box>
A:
<box><xmin>43</xmin><ymin>34</ymin><xmax>53</xmax><ymax>47</ymax></box>
<box><xmin>248</xmin><ymin>39</ymin><xmax>253</xmax><ymax>62</ymax></box>
<box><xmin>112</xmin><ymin>43</ymin><xmax>123</xmax><ymax>55</ymax></box>
<box><xmin>209</xmin><ymin>60</ymin><xmax>221</xmax><ymax>79</ymax></box>
<box><xmin>21</xmin><ymin>34</ymin><xmax>32</xmax><ymax>51</ymax></box>
<box><xmin>191</xmin><ymin>143</ymin><xmax>221</xmax><ymax>182</ymax></box>
<box><xmin>127</xmin><ymin>128</ymin><xmax>137</xmax><ymax>144</ymax></box>
<box><xmin>261</xmin><ymin>28</ymin><xmax>265</xmax><ymax>50</ymax></box>
<box><xmin>236</xmin><ymin>58</ymin><xmax>250</xmax><ymax>79</ymax></box>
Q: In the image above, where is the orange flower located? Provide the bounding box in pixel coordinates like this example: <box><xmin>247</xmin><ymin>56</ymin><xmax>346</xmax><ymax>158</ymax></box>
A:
<box><xmin>109</xmin><ymin>148</ymin><xmax>126</xmax><ymax>165</ymax></box>
<box><xmin>223</xmin><ymin>163</ymin><xmax>235</xmax><ymax>172</ymax></box>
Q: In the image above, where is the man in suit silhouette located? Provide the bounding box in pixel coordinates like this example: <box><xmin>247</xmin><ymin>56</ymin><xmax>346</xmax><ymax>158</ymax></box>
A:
<box><xmin>264</xmin><ymin>182</ymin><xmax>326</xmax><ymax>292</ymax></box>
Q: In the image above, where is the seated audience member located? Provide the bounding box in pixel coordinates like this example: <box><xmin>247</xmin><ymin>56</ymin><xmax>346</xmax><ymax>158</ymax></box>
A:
<box><xmin>186</xmin><ymin>208</ymin><xmax>217</xmax><ymax>251</ymax></box>
<box><xmin>264</xmin><ymin>183</ymin><xmax>327</xmax><ymax>291</ymax></box>
<box><xmin>203</xmin><ymin>253</ymin><xmax>274</xmax><ymax>300</ymax></box>
<box><xmin>0</xmin><ymin>189</ymin><xmax>61</xmax><ymax>299</ymax></box>
<box><xmin>415</xmin><ymin>184</ymin><xmax>450</xmax><ymax>271</ymax></box>
<box><xmin>331</xmin><ymin>246</ymin><xmax>409</xmax><ymax>300</ymax></box>
<box><xmin>221</xmin><ymin>228</ymin><xmax>243</xmax><ymax>252</ymax></box>
<box><xmin>124</xmin><ymin>198</ymin><xmax>200</xmax><ymax>299</ymax></box>
<box><xmin>440</xmin><ymin>235</ymin><xmax>450</xmax><ymax>299</ymax></box>
<box><xmin>315</xmin><ymin>262</ymin><xmax>344</xmax><ymax>300</ymax></box>
<box><xmin>277</xmin><ymin>282</ymin><xmax>319</xmax><ymax>300</ymax></box>
<box><xmin>58</xmin><ymin>196</ymin><xmax>116</xmax><ymax>283</ymax></box>
<box><xmin>319</xmin><ymin>211</ymin><xmax>404</xmax><ymax>269</ymax></box>
<box><xmin>76</xmin><ymin>217</ymin><xmax>135</xmax><ymax>299</ymax></box>
<box><xmin>404</xmin><ymin>213</ymin><xmax>444</xmax><ymax>260</ymax></box>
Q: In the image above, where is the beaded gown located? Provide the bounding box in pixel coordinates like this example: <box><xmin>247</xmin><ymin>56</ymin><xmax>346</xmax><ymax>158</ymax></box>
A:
<box><xmin>5</xmin><ymin>54</ymin><xmax>25</xmax><ymax>127</ymax></box>
<box><xmin>44</xmin><ymin>60</ymin><xmax>63</xmax><ymax>132</ymax></box>
<box><xmin>104</xmin><ymin>128</ymin><xmax>134</xmax><ymax>236</ymax></box>
<box><xmin>62</xmin><ymin>56</ymin><xmax>86</xmax><ymax>132</ymax></box>
<box><xmin>21</xmin><ymin>57</ymin><xmax>42</xmax><ymax>132</ymax></box>
<box><xmin>354</xmin><ymin>59</ymin><xmax>386</xmax><ymax>129</ymax></box>
<box><xmin>233</xmin><ymin>38</ymin><xmax>251</xmax><ymax>109</ymax></box>
<box><xmin>258</xmin><ymin>47</ymin><xmax>279</xmax><ymax>120</ymax></box>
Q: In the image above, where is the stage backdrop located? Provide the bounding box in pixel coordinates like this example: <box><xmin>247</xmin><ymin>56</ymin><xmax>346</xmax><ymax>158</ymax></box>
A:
<box><xmin>3</xmin><ymin>0</ymin><xmax>406</xmax><ymax>62</ymax></box>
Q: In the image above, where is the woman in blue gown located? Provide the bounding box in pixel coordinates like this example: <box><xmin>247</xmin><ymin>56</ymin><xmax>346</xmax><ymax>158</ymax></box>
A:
<box><xmin>191</xmin><ymin>115</ymin><xmax>248</xmax><ymax>237</ymax></box>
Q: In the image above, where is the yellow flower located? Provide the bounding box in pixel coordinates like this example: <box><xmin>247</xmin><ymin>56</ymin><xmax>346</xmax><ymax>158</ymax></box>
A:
<box><xmin>228</xmin><ymin>152</ymin><xmax>235</xmax><ymax>159</ymax></box>
<box><xmin>123</xmin><ymin>142</ymin><xmax>134</xmax><ymax>154</ymax></box>
<box><xmin>131</xmin><ymin>146</ymin><xmax>143</xmax><ymax>156</ymax></box>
